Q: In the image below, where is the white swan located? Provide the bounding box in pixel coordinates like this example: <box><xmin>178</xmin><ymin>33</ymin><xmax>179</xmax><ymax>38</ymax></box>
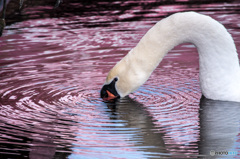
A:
<box><xmin>100</xmin><ymin>12</ymin><xmax>240</xmax><ymax>102</ymax></box>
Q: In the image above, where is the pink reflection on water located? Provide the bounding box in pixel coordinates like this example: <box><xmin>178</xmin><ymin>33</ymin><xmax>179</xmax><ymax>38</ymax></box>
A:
<box><xmin>0</xmin><ymin>1</ymin><xmax>240</xmax><ymax>158</ymax></box>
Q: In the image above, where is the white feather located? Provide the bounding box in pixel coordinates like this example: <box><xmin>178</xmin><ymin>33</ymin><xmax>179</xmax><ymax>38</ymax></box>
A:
<box><xmin>105</xmin><ymin>12</ymin><xmax>240</xmax><ymax>102</ymax></box>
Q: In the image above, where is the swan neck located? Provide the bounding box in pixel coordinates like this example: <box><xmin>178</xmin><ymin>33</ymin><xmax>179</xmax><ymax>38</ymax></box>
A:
<box><xmin>128</xmin><ymin>12</ymin><xmax>240</xmax><ymax>101</ymax></box>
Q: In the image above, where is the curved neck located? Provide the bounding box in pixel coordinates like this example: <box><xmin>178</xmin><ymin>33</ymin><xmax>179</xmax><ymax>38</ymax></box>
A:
<box><xmin>124</xmin><ymin>12</ymin><xmax>240</xmax><ymax>101</ymax></box>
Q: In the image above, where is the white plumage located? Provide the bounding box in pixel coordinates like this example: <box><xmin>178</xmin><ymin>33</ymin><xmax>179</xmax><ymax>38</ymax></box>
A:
<box><xmin>104</xmin><ymin>12</ymin><xmax>240</xmax><ymax>102</ymax></box>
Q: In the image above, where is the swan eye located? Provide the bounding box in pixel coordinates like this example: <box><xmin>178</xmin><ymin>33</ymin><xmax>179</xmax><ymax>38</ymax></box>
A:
<box><xmin>114</xmin><ymin>77</ymin><xmax>118</xmax><ymax>82</ymax></box>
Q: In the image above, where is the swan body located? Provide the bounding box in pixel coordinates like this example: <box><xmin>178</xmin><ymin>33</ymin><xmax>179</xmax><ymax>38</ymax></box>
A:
<box><xmin>101</xmin><ymin>12</ymin><xmax>240</xmax><ymax>102</ymax></box>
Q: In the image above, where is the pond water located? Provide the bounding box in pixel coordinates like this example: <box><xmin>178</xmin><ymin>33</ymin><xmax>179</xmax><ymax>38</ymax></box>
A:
<box><xmin>0</xmin><ymin>0</ymin><xmax>240</xmax><ymax>158</ymax></box>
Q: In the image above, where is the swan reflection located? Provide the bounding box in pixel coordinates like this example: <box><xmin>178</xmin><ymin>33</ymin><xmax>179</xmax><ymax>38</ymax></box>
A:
<box><xmin>105</xmin><ymin>96</ymin><xmax>240</xmax><ymax>158</ymax></box>
<box><xmin>105</xmin><ymin>96</ymin><xmax>168</xmax><ymax>157</ymax></box>
<box><xmin>199</xmin><ymin>96</ymin><xmax>240</xmax><ymax>157</ymax></box>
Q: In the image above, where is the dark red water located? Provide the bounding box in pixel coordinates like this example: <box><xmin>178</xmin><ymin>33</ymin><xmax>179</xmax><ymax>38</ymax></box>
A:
<box><xmin>0</xmin><ymin>1</ymin><xmax>240</xmax><ymax>158</ymax></box>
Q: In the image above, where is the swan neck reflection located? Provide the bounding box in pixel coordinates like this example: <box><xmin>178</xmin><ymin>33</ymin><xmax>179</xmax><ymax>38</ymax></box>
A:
<box><xmin>105</xmin><ymin>96</ymin><xmax>240</xmax><ymax>157</ymax></box>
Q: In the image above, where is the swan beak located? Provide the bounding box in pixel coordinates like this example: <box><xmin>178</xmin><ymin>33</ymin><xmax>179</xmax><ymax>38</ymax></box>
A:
<box><xmin>100</xmin><ymin>79</ymin><xmax>119</xmax><ymax>101</ymax></box>
<box><xmin>101</xmin><ymin>89</ymin><xmax>119</xmax><ymax>101</ymax></box>
<box><xmin>106</xmin><ymin>90</ymin><xmax>117</xmax><ymax>100</ymax></box>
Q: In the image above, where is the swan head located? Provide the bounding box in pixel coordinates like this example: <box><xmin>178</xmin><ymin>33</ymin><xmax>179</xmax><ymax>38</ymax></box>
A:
<box><xmin>100</xmin><ymin>64</ymin><xmax>131</xmax><ymax>100</ymax></box>
<box><xmin>100</xmin><ymin>73</ymin><xmax>139</xmax><ymax>100</ymax></box>
<box><xmin>100</xmin><ymin>52</ymin><xmax>149</xmax><ymax>100</ymax></box>
<box><xmin>100</xmin><ymin>77</ymin><xmax>120</xmax><ymax>100</ymax></box>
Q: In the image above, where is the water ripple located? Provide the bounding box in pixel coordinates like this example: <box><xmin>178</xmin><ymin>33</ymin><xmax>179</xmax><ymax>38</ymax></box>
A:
<box><xmin>0</xmin><ymin>1</ymin><xmax>240</xmax><ymax>158</ymax></box>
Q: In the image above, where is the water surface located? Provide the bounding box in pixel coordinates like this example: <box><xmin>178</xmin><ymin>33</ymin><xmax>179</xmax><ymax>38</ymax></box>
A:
<box><xmin>0</xmin><ymin>0</ymin><xmax>240</xmax><ymax>158</ymax></box>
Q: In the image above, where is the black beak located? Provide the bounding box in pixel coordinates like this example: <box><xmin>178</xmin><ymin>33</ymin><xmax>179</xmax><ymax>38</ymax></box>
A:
<box><xmin>100</xmin><ymin>78</ymin><xmax>119</xmax><ymax>100</ymax></box>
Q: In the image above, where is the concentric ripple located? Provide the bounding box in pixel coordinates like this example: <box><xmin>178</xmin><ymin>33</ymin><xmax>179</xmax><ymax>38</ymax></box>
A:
<box><xmin>1</xmin><ymin>1</ymin><xmax>240</xmax><ymax>158</ymax></box>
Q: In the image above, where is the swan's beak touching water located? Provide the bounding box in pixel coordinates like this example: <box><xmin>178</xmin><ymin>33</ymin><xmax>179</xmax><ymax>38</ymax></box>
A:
<box><xmin>100</xmin><ymin>77</ymin><xmax>120</xmax><ymax>101</ymax></box>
